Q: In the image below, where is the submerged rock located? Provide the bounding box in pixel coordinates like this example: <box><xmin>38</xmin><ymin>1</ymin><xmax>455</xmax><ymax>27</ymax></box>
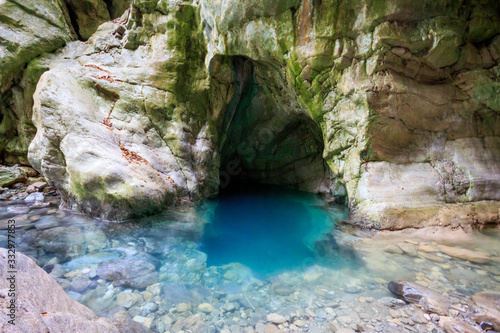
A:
<box><xmin>198</xmin><ymin>303</ymin><xmax>215</xmax><ymax>313</ymax></box>
<box><xmin>6</xmin><ymin>205</ymin><xmax>31</xmax><ymax>215</ymax></box>
<box><xmin>0</xmin><ymin>248</ymin><xmax>118</xmax><ymax>332</ymax></box>
<box><xmin>97</xmin><ymin>259</ymin><xmax>158</xmax><ymax>289</ymax></box>
<box><xmin>267</xmin><ymin>313</ymin><xmax>287</xmax><ymax>324</ymax></box>
<box><xmin>472</xmin><ymin>291</ymin><xmax>500</xmax><ymax>330</ymax></box>
<box><xmin>116</xmin><ymin>292</ymin><xmax>142</xmax><ymax>309</ymax></box>
<box><xmin>171</xmin><ymin>314</ymin><xmax>205</xmax><ymax>333</ymax></box>
<box><xmin>35</xmin><ymin>226</ymin><xmax>85</xmax><ymax>260</ymax></box>
<box><xmin>388</xmin><ymin>280</ymin><xmax>451</xmax><ymax>315</ymax></box>
<box><xmin>437</xmin><ymin>245</ymin><xmax>491</xmax><ymax>264</ymax></box>
<box><xmin>440</xmin><ymin>317</ymin><xmax>481</xmax><ymax>333</ymax></box>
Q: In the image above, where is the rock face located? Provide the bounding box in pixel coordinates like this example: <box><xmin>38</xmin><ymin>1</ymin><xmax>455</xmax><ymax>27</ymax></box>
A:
<box><xmin>65</xmin><ymin>0</ymin><xmax>132</xmax><ymax>39</ymax></box>
<box><xmin>0</xmin><ymin>248</ymin><xmax>118</xmax><ymax>332</ymax></box>
<box><xmin>0</xmin><ymin>0</ymin><xmax>75</xmax><ymax>165</ymax></box>
<box><xmin>0</xmin><ymin>0</ymin><xmax>131</xmax><ymax>165</ymax></box>
<box><xmin>0</xmin><ymin>0</ymin><xmax>498</xmax><ymax>227</ymax></box>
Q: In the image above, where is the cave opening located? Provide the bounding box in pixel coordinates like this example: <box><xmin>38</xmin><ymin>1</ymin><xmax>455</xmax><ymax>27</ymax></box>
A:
<box><xmin>200</xmin><ymin>56</ymin><xmax>350</xmax><ymax>277</ymax></box>
<box><xmin>212</xmin><ymin>56</ymin><xmax>331</xmax><ymax>196</ymax></box>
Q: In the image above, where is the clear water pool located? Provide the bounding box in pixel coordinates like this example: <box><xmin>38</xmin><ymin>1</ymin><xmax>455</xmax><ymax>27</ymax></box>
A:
<box><xmin>200</xmin><ymin>185</ymin><xmax>351</xmax><ymax>278</ymax></box>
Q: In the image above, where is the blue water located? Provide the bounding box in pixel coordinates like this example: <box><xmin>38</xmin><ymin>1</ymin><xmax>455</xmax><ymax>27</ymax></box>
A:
<box><xmin>199</xmin><ymin>185</ymin><xmax>349</xmax><ymax>278</ymax></box>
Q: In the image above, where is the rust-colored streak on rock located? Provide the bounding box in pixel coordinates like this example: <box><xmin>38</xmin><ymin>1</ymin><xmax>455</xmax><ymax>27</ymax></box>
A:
<box><xmin>120</xmin><ymin>146</ymin><xmax>148</xmax><ymax>164</ymax></box>
<box><xmin>297</xmin><ymin>0</ymin><xmax>313</xmax><ymax>45</ymax></box>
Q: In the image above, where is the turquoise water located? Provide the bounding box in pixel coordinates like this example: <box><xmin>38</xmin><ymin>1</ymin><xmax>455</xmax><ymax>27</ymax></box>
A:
<box><xmin>200</xmin><ymin>185</ymin><xmax>351</xmax><ymax>278</ymax></box>
<box><xmin>3</xmin><ymin>186</ymin><xmax>500</xmax><ymax>332</ymax></box>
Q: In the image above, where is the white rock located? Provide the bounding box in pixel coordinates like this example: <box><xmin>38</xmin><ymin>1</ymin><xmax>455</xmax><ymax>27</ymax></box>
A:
<box><xmin>267</xmin><ymin>313</ymin><xmax>286</xmax><ymax>324</ymax></box>
<box><xmin>198</xmin><ymin>303</ymin><xmax>214</xmax><ymax>313</ymax></box>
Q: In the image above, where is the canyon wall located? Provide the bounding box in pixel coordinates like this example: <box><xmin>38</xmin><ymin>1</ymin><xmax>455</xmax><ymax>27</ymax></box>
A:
<box><xmin>1</xmin><ymin>0</ymin><xmax>499</xmax><ymax>228</ymax></box>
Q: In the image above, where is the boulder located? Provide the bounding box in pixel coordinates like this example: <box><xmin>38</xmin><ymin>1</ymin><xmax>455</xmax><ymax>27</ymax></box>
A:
<box><xmin>388</xmin><ymin>280</ymin><xmax>451</xmax><ymax>315</ymax></box>
<box><xmin>0</xmin><ymin>166</ymin><xmax>27</xmax><ymax>187</ymax></box>
<box><xmin>0</xmin><ymin>0</ymin><xmax>75</xmax><ymax>164</ymax></box>
<box><xmin>0</xmin><ymin>248</ymin><xmax>118</xmax><ymax>332</ymax></box>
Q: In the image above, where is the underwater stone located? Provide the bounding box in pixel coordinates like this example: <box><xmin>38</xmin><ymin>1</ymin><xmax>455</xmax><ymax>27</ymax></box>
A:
<box><xmin>96</xmin><ymin>259</ymin><xmax>158</xmax><ymax>289</ymax></box>
<box><xmin>267</xmin><ymin>313</ymin><xmax>287</xmax><ymax>324</ymax></box>
<box><xmin>388</xmin><ymin>281</ymin><xmax>450</xmax><ymax>315</ymax></box>
<box><xmin>472</xmin><ymin>291</ymin><xmax>500</xmax><ymax>331</ymax></box>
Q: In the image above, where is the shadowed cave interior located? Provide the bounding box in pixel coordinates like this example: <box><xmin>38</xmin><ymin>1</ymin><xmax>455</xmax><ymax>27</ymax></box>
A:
<box><xmin>213</xmin><ymin>56</ymin><xmax>332</xmax><ymax>195</ymax></box>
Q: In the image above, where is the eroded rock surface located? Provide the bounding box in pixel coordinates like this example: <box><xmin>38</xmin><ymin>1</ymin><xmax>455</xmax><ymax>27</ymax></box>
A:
<box><xmin>0</xmin><ymin>248</ymin><xmax>118</xmax><ymax>332</ymax></box>
<box><xmin>0</xmin><ymin>0</ymin><xmax>131</xmax><ymax>165</ymax></box>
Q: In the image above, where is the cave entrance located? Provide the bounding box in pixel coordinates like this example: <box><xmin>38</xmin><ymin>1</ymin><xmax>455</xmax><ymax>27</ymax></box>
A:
<box><xmin>211</xmin><ymin>56</ymin><xmax>331</xmax><ymax>195</ymax></box>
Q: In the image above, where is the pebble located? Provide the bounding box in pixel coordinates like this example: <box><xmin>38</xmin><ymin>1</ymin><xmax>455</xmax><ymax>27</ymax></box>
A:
<box><xmin>133</xmin><ymin>316</ymin><xmax>153</xmax><ymax>328</ymax></box>
<box><xmin>294</xmin><ymin>320</ymin><xmax>305</xmax><ymax>327</ymax></box>
<box><xmin>175</xmin><ymin>303</ymin><xmax>190</xmax><ymax>313</ymax></box>
<box><xmin>344</xmin><ymin>286</ymin><xmax>362</xmax><ymax>294</ymax></box>
<box><xmin>264</xmin><ymin>324</ymin><xmax>280</xmax><ymax>333</ymax></box>
<box><xmin>116</xmin><ymin>292</ymin><xmax>141</xmax><ymax>308</ymax></box>
<box><xmin>198</xmin><ymin>303</ymin><xmax>214</xmax><ymax>313</ymax></box>
<box><xmin>222</xmin><ymin>302</ymin><xmax>235</xmax><ymax>312</ymax></box>
<box><xmin>267</xmin><ymin>313</ymin><xmax>286</xmax><ymax>324</ymax></box>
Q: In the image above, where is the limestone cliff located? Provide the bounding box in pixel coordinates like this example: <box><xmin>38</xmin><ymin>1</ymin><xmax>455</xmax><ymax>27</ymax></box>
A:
<box><xmin>0</xmin><ymin>0</ymin><xmax>130</xmax><ymax>164</ymax></box>
<box><xmin>2</xmin><ymin>0</ymin><xmax>500</xmax><ymax>228</ymax></box>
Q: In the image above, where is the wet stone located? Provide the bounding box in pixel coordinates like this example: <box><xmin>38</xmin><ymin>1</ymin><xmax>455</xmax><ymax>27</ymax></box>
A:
<box><xmin>437</xmin><ymin>245</ymin><xmax>491</xmax><ymax>264</ymax></box>
<box><xmin>71</xmin><ymin>276</ymin><xmax>91</xmax><ymax>293</ymax></box>
<box><xmin>388</xmin><ymin>281</ymin><xmax>450</xmax><ymax>315</ymax></box>
<box><xmin>267</xmin><ymin>313</ymin><xmax>286</xmax><ymax>324</ymax></box>
<box><xmin>97</xmin><ymin>259</ymin><xmax>158</xmax><ymax>289</ymax></box>
<box><xmin>345</xmin><ymin>286</ymin><xmax>362</xmax><ymax>294</ymax></box>
<box><xmin>6</xmin><ymin>205</ymin><xmax>30</xmax><ymax>215</ymax></box>
<box><xmin>264</xmin><ymin>324</ymin><xmax>280</xmax><ymax>333</ymax></box>
<box><xmin>117</xmin><ymin>292</ymin><xmax>142</xmax><ymax>308</ymax></box>
<box><xmin>472</xmin><ymin>291</ymin><xmax>500</xmax><ymax>330</ymax></box>
<box><xmin>199</xmin><ymin>303</ymin><xmax>215</xmax><ymax>313</ymax></box>
<box><xmin>398</xmin><ymin>243</ymin><xmax>418</xmax><ymax>257</ymax></box>
<box><xmin>25</xmin><ymin>192</ymin><xmax>44</xmax><ymax>202</ymax></box>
